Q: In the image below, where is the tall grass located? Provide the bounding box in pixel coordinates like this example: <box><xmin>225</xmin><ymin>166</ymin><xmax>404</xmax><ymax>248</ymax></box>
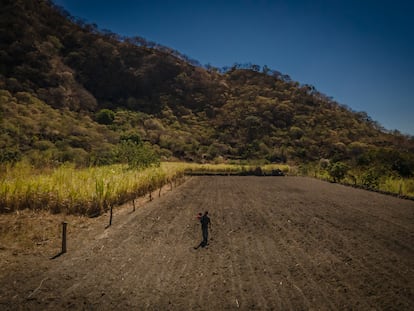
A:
<box><xmin>0</xmin><ymin>162</ymin><xmax>186</xmax><ymax>216</ymax></box>
<box><xmin>0</xmin><ymin>162</ymin><xmax>292</xmax><ymax>216</ymax></box>
<box><xmin>3</xmin><ymin>161</ymin><xmax>410</xmax><ymax>217</ymax></box>
<box><xmin>182</xmin><ymin>163</ymin><xmax>290</xmax><ymax>175</ymax></box>
<box><xmin>379</xmin><ymin>177</ymin><xmax>414</xmax><ymax>197</ymax></box>
<box><xmin>298</xmin><ymin>164</ymin><xmax>414</xmax><ymax>198</ymax></box>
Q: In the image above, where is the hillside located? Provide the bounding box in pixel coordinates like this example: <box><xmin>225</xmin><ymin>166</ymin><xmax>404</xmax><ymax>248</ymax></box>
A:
<box><xmin>1</xmin><ymin>0</ymin><xmax>413</xmax><ymax>176</ymax></box>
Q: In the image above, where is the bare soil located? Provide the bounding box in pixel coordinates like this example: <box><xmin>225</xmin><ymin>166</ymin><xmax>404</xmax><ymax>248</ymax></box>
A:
<box><xmin>0</xmin><ymin>176</ymin><xmax>413</xmax><ymax>310</ymax></box>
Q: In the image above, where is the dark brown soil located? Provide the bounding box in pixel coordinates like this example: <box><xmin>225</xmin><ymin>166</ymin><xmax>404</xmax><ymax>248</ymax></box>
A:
<box><xmin>1</xmin><ymin>176</ymin><xmax>413</xmax><ymax>310</ymax></box>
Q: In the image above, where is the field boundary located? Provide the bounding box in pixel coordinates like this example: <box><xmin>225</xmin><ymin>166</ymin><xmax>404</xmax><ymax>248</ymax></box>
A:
<box><xmin>311</xmin><ymin>176</ymin><xmax>414</xmax><ymax>201</ymax></box>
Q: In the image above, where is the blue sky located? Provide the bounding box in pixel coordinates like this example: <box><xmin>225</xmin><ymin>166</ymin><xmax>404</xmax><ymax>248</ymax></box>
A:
<box><xmin>53</xmin><ymin>0</ymin><xmax>414</xmax><ymax>135</ymax></box>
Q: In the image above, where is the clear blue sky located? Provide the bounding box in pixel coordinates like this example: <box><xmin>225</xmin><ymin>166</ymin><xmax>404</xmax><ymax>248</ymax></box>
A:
<box><xmin>53</xmin><ymin>0</ymin><xmax>414</xmax><ymax>135</ymax></box>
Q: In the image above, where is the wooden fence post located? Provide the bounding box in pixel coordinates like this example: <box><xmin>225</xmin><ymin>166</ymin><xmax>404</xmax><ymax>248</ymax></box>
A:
<box><xmin>109</xmin><ymin>205</ymin><xmax>113</xmax><ymax>226</ymax></box>
<box><xmin>61</xmin><ymin>221</ymin><xmax>67</xmax><ymax>254</ymax></box>
<box><xmin>132</xmin><ymin>199</ymin><xmax>136</xmax><ymax>212</ymax></box>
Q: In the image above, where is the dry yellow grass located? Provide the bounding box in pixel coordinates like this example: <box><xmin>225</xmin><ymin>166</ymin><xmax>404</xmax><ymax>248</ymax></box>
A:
<box><xmin>1</xmin><ymin>162</ymin><xmax>290</xmax><ymax>216</ymax></box>
<box><xmin>0</xmin><ymin>162</ymin><xmax>186</xmax><ymax>215</ymax></box>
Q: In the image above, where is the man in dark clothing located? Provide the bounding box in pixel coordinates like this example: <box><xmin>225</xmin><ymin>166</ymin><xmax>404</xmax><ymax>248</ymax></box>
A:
<box><xmin>200</xmin><ymin>211</ymin><xmax>211</xmax><ymax>247</ymax></box>
<box><xmin>195</xmin><ymin>211</ymin><xmax>211</xmax><ymax>249</ymax></box>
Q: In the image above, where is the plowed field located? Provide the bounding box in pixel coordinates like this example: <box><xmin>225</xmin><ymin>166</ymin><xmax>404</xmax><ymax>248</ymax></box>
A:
<box><xmin>1</xmin><ymin>176</ymin><xmax>413</xmax><ymax>310</ymax></box>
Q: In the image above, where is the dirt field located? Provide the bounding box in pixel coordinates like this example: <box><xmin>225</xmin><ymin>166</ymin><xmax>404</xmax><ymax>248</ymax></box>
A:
<box><xmin>0</xmin><ymin>176</ymin><xmax>413</xmax><ymax>310</ymax></box>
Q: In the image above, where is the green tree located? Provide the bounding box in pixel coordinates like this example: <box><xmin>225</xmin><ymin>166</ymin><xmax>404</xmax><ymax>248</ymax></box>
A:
<box><xmin>120</xmin><ymin>132</ymin><xmax>142</xmax><ymax>145</ymax></box>
<box><xmin>117</xmin><ymin>140</ymin><xmax>159</xmax><ymax>169</ymax></box>
<box><xmin>96</xmin><ymin>109</ymin><xmax>115</xmax><ymax>125</ymax></box>
<box><xmin>361</xmin><ymin>168</ymin><xmax>381</xmax><ymax>188</ymax></box>
<box><xmin>328</xmin><ymin>161</ymin><xmax>349</xmax><ymax>182</ymax></box>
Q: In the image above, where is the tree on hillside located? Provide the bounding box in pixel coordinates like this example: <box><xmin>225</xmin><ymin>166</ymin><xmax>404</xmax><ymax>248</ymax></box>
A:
<box><xmin>96</xmin><ymin>109</ymin><xmax>115</xmax><ymax>125</ymax></box>
<box><xmin>117</xmin><ymin>134</ymin><xmax>159</xmax><ymax>169</ymax></box>
<box><xmin>328</xmin><ymin>161</ymin><xmax>349</xmax><ymax>183</ymax></box>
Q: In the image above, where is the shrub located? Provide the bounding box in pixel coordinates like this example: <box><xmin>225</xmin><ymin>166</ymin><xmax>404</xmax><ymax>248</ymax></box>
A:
<box><xmin>95</xmin><ymin>109</ymin><xmax>115</xmax><ymax>125</ymax></box>
<box><xmin>117</xmin><ymin>141</ymin><xmax>160</xmax><ymax>169</ymax></box>
<box><xmin>253</xmin><ymin>166</ymin><xmax>263</xmax><ymax>176</ymax></box>
<box><xmin>328</xmin><ymin>161</ymin><xmax>349</xmax><ymax>182</ymax></box>
<box><xmin>0</xmin><ymin>148</ymin><xmax>21</xmax><ymax>163</ymax></box>
<box><xmin>120</xmin><ymin>132</ymin><xmax>142</xmax><ymax>145</ymax></box>
<box><xmin>289</xmin><ymin>126</ymin><xmax>304</xmax><ymax>139</ymax></box>
<box><xmin>34</xmin><ymin>140</ymin><xmax>54</xmax><ymax>151</ymax></box>
<box><xmin>361</xmin><ymin>168</ymin><xmax>381</xmax><ymax>188</ymax></box>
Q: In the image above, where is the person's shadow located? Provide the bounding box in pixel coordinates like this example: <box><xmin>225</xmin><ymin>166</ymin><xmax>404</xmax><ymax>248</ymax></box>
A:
<box><xmin>194</xmin><ymin>240</ymin><xmax>207</xmax><ymax>249</ymax></box>
<box><xmin>50</xmin><ymin>251</ymin><xmax>65</xmax><ymax>259</ymax></box>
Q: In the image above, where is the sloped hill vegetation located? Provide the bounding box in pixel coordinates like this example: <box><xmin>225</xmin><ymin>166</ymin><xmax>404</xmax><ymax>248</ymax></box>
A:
<box><xmin>1</xmin><ymin>0</ymin><xmax>414</xmax><ymax>183</ymax></box>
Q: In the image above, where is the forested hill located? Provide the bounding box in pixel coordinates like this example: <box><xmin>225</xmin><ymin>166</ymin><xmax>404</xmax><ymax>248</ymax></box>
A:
<box><xmin>1</xmin><ymin>0</ymin><xmax>413</xmax><ymax>176</ymax></box>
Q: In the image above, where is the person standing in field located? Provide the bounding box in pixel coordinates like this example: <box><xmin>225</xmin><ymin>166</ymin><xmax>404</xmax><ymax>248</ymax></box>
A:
<box><xmin>200</xmin><ymin>211</ymin><xmax>211</xmax><ymax>247</ymax></box>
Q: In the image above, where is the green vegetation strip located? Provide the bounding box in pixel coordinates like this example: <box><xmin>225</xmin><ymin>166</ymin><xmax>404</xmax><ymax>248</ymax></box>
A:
<box><xmin>0</xmin><ymin>162</ymin><xmax>289</xmax><ymax>216</ymax></box>
<box><xmin>3</xmin><ymin>161</ymin><xmax>412</xmax><ymax>217</ymax></box>
<box><xmin>0</xmin><ymin>162</ymin><xmax>186</xmax><ymax>216</ymax></box>
<box><xmin>183</xmin><ymin>163</ymin><xmax>289</xmax><ymax>176</ymax></box>
<box><xmin>299</xmin><ymin>163</ymin><xmax>414</xmax><ymax>199</ymax></box>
